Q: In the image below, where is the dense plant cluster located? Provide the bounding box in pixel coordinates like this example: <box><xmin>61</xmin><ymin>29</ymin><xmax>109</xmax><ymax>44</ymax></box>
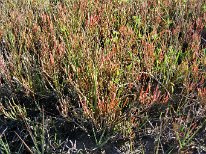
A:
<box><xmin>0</xmin><ymin>0</ymin><xmax>205</xmax><ymax>153</ymax></box>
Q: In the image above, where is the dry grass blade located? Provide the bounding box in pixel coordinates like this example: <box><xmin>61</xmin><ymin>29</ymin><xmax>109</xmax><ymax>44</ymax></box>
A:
<box><xmin>14</xmin><ymin>132</ymin><xmax>34</xmax><ymax>154</ymax></box>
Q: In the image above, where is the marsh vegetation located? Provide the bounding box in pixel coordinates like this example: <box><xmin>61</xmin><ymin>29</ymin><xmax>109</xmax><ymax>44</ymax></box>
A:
<box><xmin>0</xmin><ymin>0</ymin><xmax>206</xmax><ymax>153</ymax></box>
